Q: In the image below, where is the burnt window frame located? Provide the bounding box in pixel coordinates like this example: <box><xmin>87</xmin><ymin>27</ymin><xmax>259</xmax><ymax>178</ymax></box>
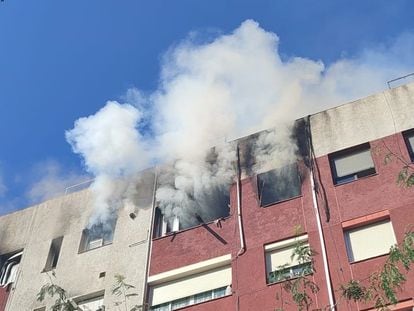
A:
<box><xmin>329</xmin><ymin>143</ymin><xmax>376</xmax><ymax>185</ymax></box>
<box><xmin>403</xmin><ymin>129</ymin><xmax>414</xmax><ymax>162</ymax></box>
<box><xmin>256</xmin><ymin>162</ymin><xmax>302</xmax><ymax>208</ymax></box>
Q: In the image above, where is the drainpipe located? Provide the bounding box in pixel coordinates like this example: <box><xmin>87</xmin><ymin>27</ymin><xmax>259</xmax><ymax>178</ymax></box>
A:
<box><xmin>236</xmin><ymin>144</ymin><xmax>245</xmax><ymax>257</ymax></box>
<box><xmin>142</xmin><ymin>168</ymin><xmax>158</xmax><ymax>311</ymax></box>
<box><xmin>308</xmin><ymin>118</ymin><xmax>335</xmax><ymax>310</ymax></box>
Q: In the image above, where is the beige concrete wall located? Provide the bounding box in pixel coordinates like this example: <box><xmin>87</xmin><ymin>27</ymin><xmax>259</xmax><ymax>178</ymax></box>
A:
<box><xmin>0</xmin><ymin>169</ymin><xmax>155</xmax><ymax>311</ymax></box>
<box><xmin>310</xmin><ymin>82</ymin><xmax>414</xmax><ymax>157</ymax></box>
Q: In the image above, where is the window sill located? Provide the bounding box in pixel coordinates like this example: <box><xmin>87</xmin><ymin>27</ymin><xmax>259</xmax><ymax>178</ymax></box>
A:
<box><xmin>260</xmin><ymin>194</ymin><xmax>303</xmax><ymax>208</ymax></box>
<box><xmin>152</xmin><ymin>215</ymin><xmax>232</xmax><ymax>241</ymax></box>
<box><xmin>78</xmin><ymin>242</ymin><xmax>112</xmax><ymax>254</ymax></box>
<box><xmin>334</xmin><ymin>172</ymin><xmax>378</xmax><ymax>187</ymax></box>
<box><xmin>349</xmin><ymin>252</ymin><xmax>390</xmax><ymax>265</ymax></box>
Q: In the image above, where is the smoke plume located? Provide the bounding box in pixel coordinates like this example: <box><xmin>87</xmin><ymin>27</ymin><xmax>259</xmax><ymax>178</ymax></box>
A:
<box><xmin>66</xmin><ymin>102</ymin><xmax>149</xmax><ymax>225</ymax></box>
<box><xmin>66</xmin><ymin>20</ymin><xmax>414</xmax><ymax>228</ymax></box>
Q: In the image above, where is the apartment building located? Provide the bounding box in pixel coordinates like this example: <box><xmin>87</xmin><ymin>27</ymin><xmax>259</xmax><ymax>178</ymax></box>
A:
<box><xmin>147</xmin><ymin>82</ymin><xmax>414</xmax><ymax>311</ymax></box>
<box><xmin>1</xmin><ymin>82</ymin><xmax>414</xmax><ymax>311</ymax></box>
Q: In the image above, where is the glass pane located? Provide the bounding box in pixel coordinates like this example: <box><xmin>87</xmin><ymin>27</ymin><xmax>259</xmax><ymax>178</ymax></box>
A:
<box><xmin>408</xmin><ymin>134</ymin><xmax>414</xmax><ymax>150</ymax></box>
<box><xmin>171</xmin><ymin>297</ymin><xmax>190</xmax><ymax>310</ymax></box>
<box><xmin>334</xmin><ymin>148</ymin><xmax>374</xmax><ymax>178</ymax></box>
<box><xmin>151</xmin><ymin>303</ymin><xmax>170</xmax><ymax>311</ymax></box>
<box><xmin>213</xmin><ymin>287</ymin><xmax>227</xmax><ymax>298</ymax></box>
<box><xmin>194</xmin><ymin>291</ymin><xmax>212</xmax><ymax>303</ymax></box>
<box><xmin>267</xmin><ymin>262</ymin><xmax>311</xmax><ymax>284</ymax></box>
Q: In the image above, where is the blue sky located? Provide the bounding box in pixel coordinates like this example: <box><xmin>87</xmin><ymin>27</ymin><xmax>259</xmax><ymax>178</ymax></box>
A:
<box><xmin>0</xmin><ymin>0</ymin><xmax>413</xmax><ymax>214</ymax></box>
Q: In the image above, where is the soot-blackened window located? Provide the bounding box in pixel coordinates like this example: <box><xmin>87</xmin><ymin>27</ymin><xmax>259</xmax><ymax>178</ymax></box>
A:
<box><xmin>79</xmin><ymin>220</ymin><xmax>116</xmax><ymax>253</ymax></box>
<box><xmin>257</xmin><ymin>163</ymin><xmax>301</xmax><ymax>207</ymax></box>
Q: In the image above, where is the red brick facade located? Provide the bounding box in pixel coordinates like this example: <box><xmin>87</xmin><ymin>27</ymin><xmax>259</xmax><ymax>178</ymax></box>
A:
<box><xmin>149</xmin><ymin>131</ymin><xmax>414</xmax><ymax>311</ymax></box>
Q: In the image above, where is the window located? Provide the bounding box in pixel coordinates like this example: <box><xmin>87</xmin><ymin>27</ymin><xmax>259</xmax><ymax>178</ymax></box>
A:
<box><xmin>403</xmin><ymin>129</ymin><xmax>414</xmax><ymax>162</ymax></box>
<box><xmin>344</xmin><ymin>219</ymin><xmax>396</xmax><ymax>262</ymax></box>
<box><xmin>79</xmin><ymin>220</ymin><xmax>116</xmax><ymax>253</ymax></box>
<box><xmin>43</xmin><ymin>236</ymin><xmax>63</xmax><ymax>272</ymax></box>
<box><xmin>0</xmin><ymin>250</ymin><xmax>23</xmax><ymax>287</ymax></box>
<box><xmin>74</xmin><ymin>292</ymin><xmax>104</xmax><ymax>311</ymax></box>
<box><xmin>329</xmin><ymin>144</ymin><xmax>376</xmax><ymax>185</ymax></box>
<box><xmin>265</xmin><ymin>235</ymin><xmax>311</xmax><ymax>284</ymax></box>
<box><xmin>257</xmin><ymin>163</ymin><xmax>301</xmax><ymax>207</ymax></box>
<box><xmin>151</xmin><ymin>287</ymin><xmax>229</xmax><ymax>311</ymax></box>
<box><xmin>148</xmin><ymin>256</ymin><xmax>232</xmax><ymax>310</ymax></box>
<box><xmin>153</xmin><ymin>204</ymin><xmax>230</xmax><ymax>238</ymax></box>
<box><xmin>153</xmin><ymin>208</ymin><xmax>180</xmax><ymax>238</ymax></box>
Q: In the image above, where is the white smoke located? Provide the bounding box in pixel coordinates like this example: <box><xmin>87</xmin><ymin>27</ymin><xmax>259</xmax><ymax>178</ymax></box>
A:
<box><xmin>66</xmin><ymin>20</ymin><xmax>414</xmax><ymax>227</ymax></box>
<box><xmin>66</xmin><ymin>102</ymin><xmax>150</xmax><ymax>225</ymax></box>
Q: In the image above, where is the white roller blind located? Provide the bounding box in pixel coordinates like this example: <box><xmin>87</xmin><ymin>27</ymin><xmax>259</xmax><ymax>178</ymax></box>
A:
<box><xmin>150</xmin><ymin>265</ymin><xmax>231</xmax><ymax>306</ymax></box>
<box><xmin>334</xmin><ymin>148</ymin><xmax>374</xmax><ymax>178</ymax></box>
<box><xmin>266</xmin><ymin>243</ymin><xmax>309</xmax><ymax>273</ymax></box>
<box><xmin>408</xmin><ymin>135</ymin><xmax>414</xmax><ymax>150</ymax></box>
<box><xmin>345</xmin><ymin>220</ymin><xmax>396</xmax><ymax>262</ymax></box>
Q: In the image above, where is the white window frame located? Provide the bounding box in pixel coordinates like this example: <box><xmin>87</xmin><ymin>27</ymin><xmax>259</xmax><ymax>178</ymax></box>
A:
<box><xmin>264</xmin><ymin>234</ymin><xmax>311</xmax><ymax>284</ymax></box>
<box><xmin>148</xmin><ymin>255</ymin><xmax>232</xmax><ymax>310</ymax></box>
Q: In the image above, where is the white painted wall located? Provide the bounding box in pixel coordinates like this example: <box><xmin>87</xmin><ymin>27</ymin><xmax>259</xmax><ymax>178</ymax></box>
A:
<box><xmin>0</xmin><ymin>169</ymin><xmax>155</xmax><ymax>311</ymax></box>
<box><xmin>310</xmin><ymin>82</ymin><xmax>414</xmax><ymax>157</ymax></box>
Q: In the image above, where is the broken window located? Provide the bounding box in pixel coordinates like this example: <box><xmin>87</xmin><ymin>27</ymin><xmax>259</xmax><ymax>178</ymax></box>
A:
<box><xmin>0</xmin><ymin>250</ymin><xmax>23</xmax><ymax>288</ymax></box>
<box><xmin>403</xmin><ymin>129</ymin><xmax>414</xmax><ymax>162</ymax></box>
<box><xmin>257</xmin><ymin>163</ymin><xmax>301</xmax><ymax>207</ymax></box>
<box><xmin>329</xmin><ymin>143</ymin><xmax>376</xmax><ymax>185</ymax></box>
<box><xmin>43</xmin><ymin>236</ymin><xmax>63</xmax><ymax>272</ymax></box>
<box><xmin>79</xmin><ymin>220</ymin><xmax>116</xmax><ymax>253</ymax></box>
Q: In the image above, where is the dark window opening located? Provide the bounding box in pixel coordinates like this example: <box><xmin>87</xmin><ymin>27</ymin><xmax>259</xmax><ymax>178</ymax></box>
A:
<box><xmin>329</xmin><ymin>143</ymin><xmax>376</xmax><ymax>185</ymax></box>
<box><xmin>0</xmin><ymin>250</ymin><xmax>23</xmax><ymax>288</ymax></box>
<box><xmin>403</xmin><ymin>129</ymin><xmax>414</xmax><ymax>162</ymax></box>
<box><xmin>43</xmin><ymin>236</ymin><xmax>63</xmax><ymax>272</ymax></box>
<box><xmin>153</xmin><ymin>199</ymin><xmax>230</xmax><ymax>238</ymax></box>
<box><xmin>257</xmin><ymin>163</ymin><xmax>301</xmax><ymax>207</ymax></box>
<box><xmin>79</xmin><ymin>220</ymin><xmax>116</xmax><ymax>253</ymax></box>
<box><xmin>153</xmin><ymin>208</ymin><xmax>174</xmax><ymax>238</ymax></box>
